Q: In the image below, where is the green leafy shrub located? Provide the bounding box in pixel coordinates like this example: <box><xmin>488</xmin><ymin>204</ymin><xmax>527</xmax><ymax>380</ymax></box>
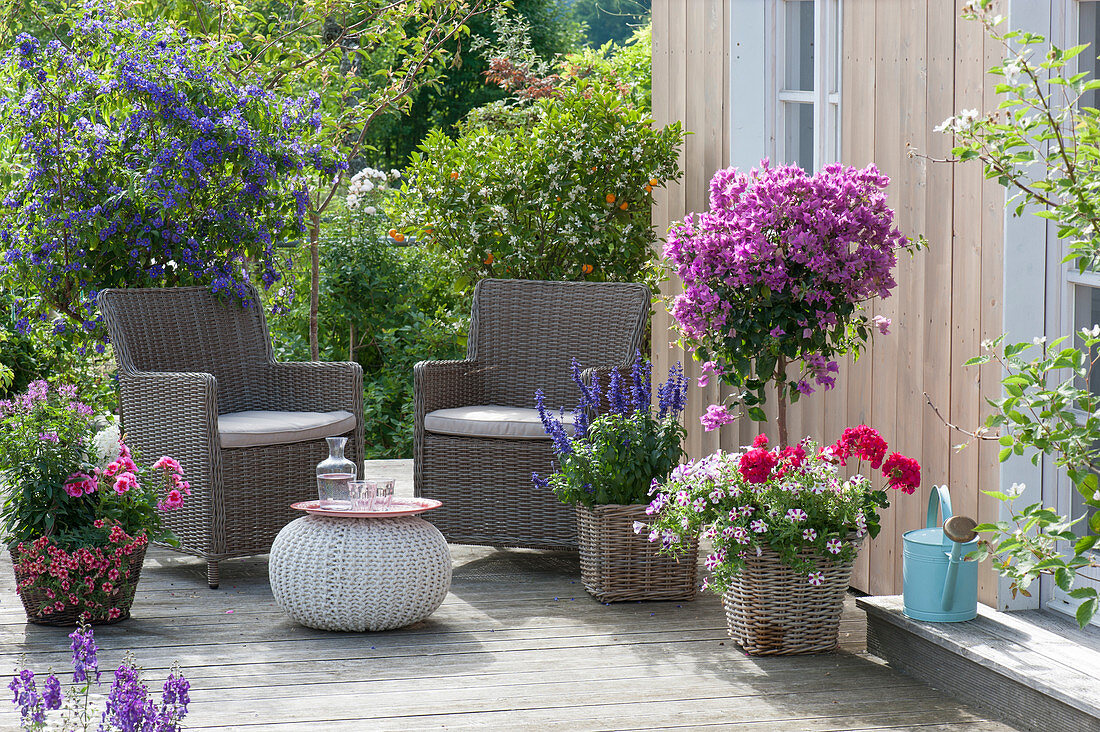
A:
<box><xmin>267</xmin><ymin>177</ymin><xmax>464</xmax><ymax>458</ymax></box>
<box><xmin>390</xmin><ymin>23</ymin><xmax>682</xmax><ymax>289</ymax></box>
<box><xmin>0</xmin><ymin>288</ymin><xmax>116</xmax><ymax>411</ymax></box>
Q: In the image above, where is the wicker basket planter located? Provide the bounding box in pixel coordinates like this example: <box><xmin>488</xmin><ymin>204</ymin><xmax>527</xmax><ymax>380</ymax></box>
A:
<box><xmin>722</xmin><ymin>543</ymin><xmax>857</xmax><ymax>655</ymax></box>
<box><xmin>9</xmin><ymin>543</ymin><xmax>147</xmax><ymax>626</ymax></box>
<box><xmin>576</xmin><ymin>503</ymin><xmax>698</xmax><ymax>602</ymax></box>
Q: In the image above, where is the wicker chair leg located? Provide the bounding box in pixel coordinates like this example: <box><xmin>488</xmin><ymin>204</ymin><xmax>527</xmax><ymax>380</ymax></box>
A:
<box><xmin>207</xmin><ymin>560</ymin><xmax>220</xmax><ymax>589</ymax></box>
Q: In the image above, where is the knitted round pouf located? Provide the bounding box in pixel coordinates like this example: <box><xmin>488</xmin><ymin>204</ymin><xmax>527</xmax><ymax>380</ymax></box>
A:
<box><xmin>269</xmin><ymin>515</ymin><xmax>452</xmax><ymax>631</ymax></box>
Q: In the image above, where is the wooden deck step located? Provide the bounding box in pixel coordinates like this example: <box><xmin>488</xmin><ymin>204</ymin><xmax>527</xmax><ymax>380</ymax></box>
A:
<box><xmin>858</xmin><ymin>595</ymin><xmax>1100</xmax><ymax>732</ymax></box>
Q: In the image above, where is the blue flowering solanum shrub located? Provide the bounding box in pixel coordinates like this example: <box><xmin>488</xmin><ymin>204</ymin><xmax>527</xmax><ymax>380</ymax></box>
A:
<box><xmin>0</xmin><ymin>2</ymin><xmax>334</xmax><ymax>337</ymax></box>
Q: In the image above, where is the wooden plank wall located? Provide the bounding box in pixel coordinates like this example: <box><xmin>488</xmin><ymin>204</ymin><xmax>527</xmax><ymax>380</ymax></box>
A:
<box><xmin>651</xmin><ymin>0</ymin><xmax>1008</xmax><ymax>600</ymax></box>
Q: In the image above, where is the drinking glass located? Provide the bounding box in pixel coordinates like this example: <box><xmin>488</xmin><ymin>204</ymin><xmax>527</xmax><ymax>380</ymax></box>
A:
<box><xmin>349</xmin><ymin>480</ymin><xmax>376</xmax><ymax>511</ymax></box>
<box><xmin>373</xmin><ymin>479</ymin><xmax>395</xmax><ymax>510</ymax></box>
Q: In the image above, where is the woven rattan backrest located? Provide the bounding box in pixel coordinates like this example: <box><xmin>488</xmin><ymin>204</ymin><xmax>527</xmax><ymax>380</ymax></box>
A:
<box><xmin>468</xmin><ymin>279</ymin><xmax>650</xmax><ymax>409</ymax></box>
<box><xmin>98</xmin><ymin>287</ymin><xmax>274</xmax><ymax>413</ymax></box>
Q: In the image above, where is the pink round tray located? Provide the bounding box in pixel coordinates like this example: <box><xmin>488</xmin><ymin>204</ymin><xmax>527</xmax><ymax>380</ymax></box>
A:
<box><xmin>291</xmin><ymin>497</ymin><xmax>442</xmax><ymax>518</ymax></box>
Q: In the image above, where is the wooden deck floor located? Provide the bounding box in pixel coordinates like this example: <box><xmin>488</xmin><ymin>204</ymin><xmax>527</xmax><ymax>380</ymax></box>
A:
<box><xmin>0</xmin><ymin>462</ymin><xmax>1021</xmax><ymax>731</ymax></box>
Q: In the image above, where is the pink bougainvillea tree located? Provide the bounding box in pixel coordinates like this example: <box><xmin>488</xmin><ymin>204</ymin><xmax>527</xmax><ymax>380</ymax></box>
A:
<box><xmin>663</xmin><ymin>160</ymin><xmax>920</xmax><ymax>445</ymax></box>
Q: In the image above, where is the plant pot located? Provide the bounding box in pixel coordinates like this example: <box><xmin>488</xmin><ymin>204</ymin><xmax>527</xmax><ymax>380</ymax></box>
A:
<box><xmin>9</xmin><ymin>542</ymin><xmax>147</xmax><ymax>626</ymax></box>
<box><xmin>722</xmin><ymin>543</ymin><xmax>857</xmax><ymax>655</ymax></box>
<box><xmin>575</xmin><ymin>503</ymin><xmax>698</xmax><ymax>603</ymax></box>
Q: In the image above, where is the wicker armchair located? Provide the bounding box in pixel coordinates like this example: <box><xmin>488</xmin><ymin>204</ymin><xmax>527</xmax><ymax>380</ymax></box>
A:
<box><xmin>414</xmin><ymin>279</ymin><xmax>650</xmax><ymax>549</ymax></box>
<box><xmin>98</xmin><ymin>286</ymin><xmax>364</xmax><ymax>588</ymax></box>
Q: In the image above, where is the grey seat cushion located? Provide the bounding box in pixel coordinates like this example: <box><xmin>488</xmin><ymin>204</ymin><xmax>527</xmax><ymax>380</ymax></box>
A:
<box><xmin>218</xmin><ymin>410</ymin><xmax>357</xmax><ymax>449</ymax></box>
<box><xmin>424</xmin><ymin>405</ymin><xmax>575</xmax><ymax>440</ymax></box>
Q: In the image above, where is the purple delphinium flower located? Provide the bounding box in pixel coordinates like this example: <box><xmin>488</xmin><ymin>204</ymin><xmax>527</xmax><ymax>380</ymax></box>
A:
<box><xmin>8</xmin><ymin>668</ymin><xmax>45</xmax><ymax>725</ymax></box>
<box><xmin>628</xmin><ymin>350</ymin><xmax>651</xmax><ymax>412</ymax></box>
<box><xmin>155</xmin><ymin>671</ymin><xmax>191</xmax><ymax>731</ymax></box>
<box><xmin>41</xmin><ymin>673</ymin><xmax>61</xmax><ymax>710</ymax></box>
<box><xmin>102</xmin><ymin>662</ymin><xmax>153</xmax><ymax>732</ymax></box>
<box><xmin>69</xmin><ymin>625</ymin><xmax>99</xmax><ymax>684</ymax></box>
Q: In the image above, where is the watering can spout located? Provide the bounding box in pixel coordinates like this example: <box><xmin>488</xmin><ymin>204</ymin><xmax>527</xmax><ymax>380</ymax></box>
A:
<box><xmin>941</xmin><ymin>515</ymin><xmax>978</xmax><ymax>610</ymax></box>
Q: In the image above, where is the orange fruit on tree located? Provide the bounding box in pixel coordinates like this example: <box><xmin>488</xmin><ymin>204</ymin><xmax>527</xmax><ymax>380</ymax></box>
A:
<box><xmin>619</xmin><ymin>201</ymin><xmax>628</xmax><ymax>210</ymax></box>
<box><xmin>649</xmin><ymin>178</ymin><xmax>658</xmax><ymax>187</ymax></box>
<box><xmin>644</xmin><ymin>184</ymin><xmax>653</xmax><ymax>193</ymax></box>
<box><xmin>484</xmin><ymin>252</ymin><xmax>495</xmax><ymax>265</ymax></box>
<box><xmin>581</xmin><ymin>263</ymin><xmax>593</xmax><ymax>274</ymax></box>
<box><xmin>387</xmin><ymin>228</ymin><xmax>397</xmax><ymax>238</ymax></box>
<box><xmin>450</xmin><ymin>171</ymin><xmax>459</xmax><ymax>180</ymax></box>
<box><xmin>393</xmin><ymin>232</ymin><xmax>406</xmax><ymax>243</ymax></box>
<box><xmin>605</xmin><ymin>193</ymin><xmax>616</xmax><ymax>204</ymax></box>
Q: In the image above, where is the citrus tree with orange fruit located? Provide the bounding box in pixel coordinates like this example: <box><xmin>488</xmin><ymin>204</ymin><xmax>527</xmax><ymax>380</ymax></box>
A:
<box><xmin>391</xmin><ymin>65</ymin><xmax>682</xmax><ymax>289</ymax></box>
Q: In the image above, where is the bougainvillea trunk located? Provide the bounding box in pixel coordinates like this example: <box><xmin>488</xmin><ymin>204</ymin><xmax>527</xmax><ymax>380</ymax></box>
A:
<box><xmin>776</xmin><ymin>354</ymin><xmax>789</xmax><ymax>448</ymax></box>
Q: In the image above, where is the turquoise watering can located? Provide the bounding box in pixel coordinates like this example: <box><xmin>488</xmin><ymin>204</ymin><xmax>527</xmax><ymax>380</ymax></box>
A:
<box><xmin>901</xmin><ymin>485</ymin><xmax>979</xmax><ymax>622</ymax></box>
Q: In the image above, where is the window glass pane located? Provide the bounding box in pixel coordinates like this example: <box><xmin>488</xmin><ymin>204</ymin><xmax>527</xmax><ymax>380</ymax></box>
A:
<box><xmin>830</xmin><ymin>0</ymin><xmax>840</xmax><ymax>95</ymax></box>
<box><xmin>783</xmin><ymin>102</ymin><xmax>815</xmax><ymax>171</ymax></box>
<box><xmin>784</xmin><ymin>0</ymin><xmax>815</xmax><ymax>92</ymax></box>
<box><xmin>1074</xmin><ymin>285</ymin><xmax>1100</xmax><ymax>393</ymax></box>
<box><xmin>1072</xmin><ymin>284</ymin><xmax>1100</xmax><ymax>539</ymax></box>
<box><xmin>1081</xmin><ymin>2</ymin><xmax>1100</xmax><ymax>111</ymax></box>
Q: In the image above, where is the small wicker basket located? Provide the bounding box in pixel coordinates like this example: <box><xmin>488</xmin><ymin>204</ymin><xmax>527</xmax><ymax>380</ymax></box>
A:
<box><xmin>722</xmin><ymin>543</ymin><xmax>856</xmax><ymax>655</ymax></box>
<box><xmin>10</xmin><ymin>544</ymin><xmax>147</xmax><ymax>626</ymax></box>
<box><xmin>576</xmin><ymin>503</ymin><xmax>698</xmax><ymax>603</ymax></box>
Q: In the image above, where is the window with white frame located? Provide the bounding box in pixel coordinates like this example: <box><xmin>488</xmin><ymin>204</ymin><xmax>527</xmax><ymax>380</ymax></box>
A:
<box><xmin>1049</xmin><ymin>0</ymin><xmax>1100</xmax><ymax>620</ymax></box>
<box><xmin>771</xmin><ymin>0</ymin><xmax>841</xmax><ymax>171</ymax></box>
<box><xmin>1069</xmin><ymin>1</ymin><xmax>1100</xmax><ymax>544</ymax></box>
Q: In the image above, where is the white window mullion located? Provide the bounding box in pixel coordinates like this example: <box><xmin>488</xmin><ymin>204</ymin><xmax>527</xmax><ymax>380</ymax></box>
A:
<box><xmin>812</xmin><ymin>0</ymin><xmax>826</xmax><ymax>170</ymax></box>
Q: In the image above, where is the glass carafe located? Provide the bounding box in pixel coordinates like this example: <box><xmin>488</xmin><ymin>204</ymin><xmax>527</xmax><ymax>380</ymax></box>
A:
<box><xmin>316</xmin><ymin>437</ymin><xmax>356</xmax><ymax>510</ymax></box>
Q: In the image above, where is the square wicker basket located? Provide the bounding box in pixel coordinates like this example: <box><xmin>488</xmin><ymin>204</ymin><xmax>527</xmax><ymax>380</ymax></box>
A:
<box><xmin>575</xmin><ymin>503</ymin><xmax>699</xmax><ymax>603</ymax></box>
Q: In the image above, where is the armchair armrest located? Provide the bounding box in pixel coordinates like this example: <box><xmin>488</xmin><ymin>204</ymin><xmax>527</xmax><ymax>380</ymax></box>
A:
<box><xmin>265</xmin><ymin>361</ymin><xmax>364</xmax><ymax>415</ymax></box>
<box><xmin>118</xmin><ymin>371</ymin><xmax>221</xmax><ymax>521</ymax></box>
<box><xmin>413</xmin><ymin>360</ymin><xmax>484</xmax><ymax>419</ymax></box>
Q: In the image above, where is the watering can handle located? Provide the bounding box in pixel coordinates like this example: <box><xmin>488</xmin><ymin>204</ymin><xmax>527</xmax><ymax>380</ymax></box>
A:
<box><xmin>926</xmin><ymin>485</ymin><xmax>954</xmax><ymax>529</ymax></box>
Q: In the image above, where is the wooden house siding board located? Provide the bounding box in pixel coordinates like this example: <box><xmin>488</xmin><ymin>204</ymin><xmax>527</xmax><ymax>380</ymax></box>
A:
<box><xmin>949</xmin><ymin>0</ymin><xmax>986</xmax><ymax>603</ymax></box>
<box><xmin>977</xmin><ymin>19</ymin><xmax>1007</xmax><ymax>607</ymax></box>
<box><xmin>868</xmin><ymin>0</ymin><xmax>903</xmax><ymax>597</ymax></box>
<box><xmin>892</xmin><ymin>0</ymin><xmax>929</xmax><ymax>594</ymax></box>
<box><xmin>650</xmin><ymin>0</ymin><xmax>731</xmax><ymax>460</ymax></box>
<box><xmin>842</xmin><ymin>0</ymin><xmax>877</xmax><ymax>592</ymax></box>
<box><xmin>651</xmin><ymin>0</ymin><xmax>674</xmax><ymax>416</ymax></box>
<box><xmin>922</xmin><ymin>0</ymin><xmax>957</xmax><ymax>600</ymax></box>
